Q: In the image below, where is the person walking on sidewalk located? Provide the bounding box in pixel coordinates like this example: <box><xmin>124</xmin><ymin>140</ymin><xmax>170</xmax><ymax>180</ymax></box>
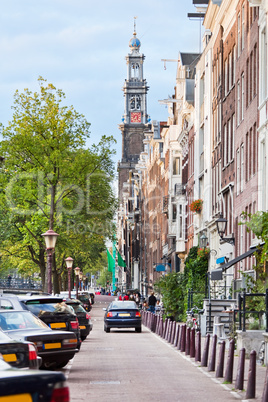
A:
<box><xmin>148</xmin><ymin>291</ymin><xmax>157</xmax><ymax>313</ymax></box>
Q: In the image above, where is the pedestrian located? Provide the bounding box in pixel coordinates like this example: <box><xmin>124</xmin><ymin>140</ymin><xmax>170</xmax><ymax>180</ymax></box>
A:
<box><xmin>123</xmin><ymin>291</ymin><xmax>130</xmax><ymax>301</ymax></box>
<box><xmin>148</xmin><ymin>291</ymin><xmax>157</xmax><ymax>313</ymax></box>
<box><xmin>7</xmin><ymin>274</ymin><xmax>12</xmax><ymax>288</ymax></box>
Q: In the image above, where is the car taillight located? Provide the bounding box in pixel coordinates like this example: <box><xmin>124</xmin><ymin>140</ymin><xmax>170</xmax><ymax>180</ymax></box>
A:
<box><xmin>70</xmin><ymin>318</ymin><xmax>79</xmax><ymax>330</ymax></box>
<box><xmin>51</xmin><ymin>382</ymin><xmax>70</xmax><ymax>402</ymax></box>
<box><xmin>86</xmin><ymin>313</ymin><xmax>91</xmax><ymax>320</ymax></box>
<box><xmin>62</xmin><ymin>338</ymin><xmax>77</xmax><ymax>348</ymax></box>
<box><xmin>33</xmin><ymin>341</ymin><xmax>43</xmax><ymax>352</ymax></box>
<box><xmin>28</xmin><ymin>343</ymin><xmax>38</xmax><ymax>360</ymax></box>
<box><xmin>135</xmin><ymin>312</ymin><xmax>141</xmax><ymax>317</ymax></box>
<box><xmin>107</xmin><ymin>312</ymin><xmax>114</xmax><ymax>317</ymax></box>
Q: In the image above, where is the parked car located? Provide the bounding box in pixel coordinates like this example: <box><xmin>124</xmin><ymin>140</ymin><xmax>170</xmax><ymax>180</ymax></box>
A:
<box><xmin>103</xmin><ymin>300</ymin><xmax>142</xmax><ymax>333</ymax></box>
<box><xmin>77</xmin><ymin>293</ymin><xmax>92</xmax><ymax>312</ymax></box>
<box><xmin>0</xmin><ymin>293</ymin><xmax>82</xmax><ymax>349</ymax></box>
<box><xmin>0</xmin><ymin>310</ymin><xmax>78</xmax><ymax>369</ymax></box>
<box><xmin>0</xmin><ymin>358</ymin><xmax>70</xmax><ymax>401</ymax></box>
<box><xmin>0</xmin><ymin>328</ymin><xmax>41</xmax><ymax>369</ymax></box>
<box><xmin>64</xmin><ymin>298</ymin><xmax>93</xmax><ymax>341</ymax></box>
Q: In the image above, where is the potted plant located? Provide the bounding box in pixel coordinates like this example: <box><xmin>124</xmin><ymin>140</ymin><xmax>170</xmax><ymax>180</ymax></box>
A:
<box><xmin>189</xmin><ymin>199</ymin><xmax>203</xmax><ymax>213</ymax></box>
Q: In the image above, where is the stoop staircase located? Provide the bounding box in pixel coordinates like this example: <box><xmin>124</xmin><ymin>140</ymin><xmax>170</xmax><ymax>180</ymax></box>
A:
<box><xmin>203</xmin><ymin>298</ymin><xmax>237</xmax><ymax>337</ymax></box>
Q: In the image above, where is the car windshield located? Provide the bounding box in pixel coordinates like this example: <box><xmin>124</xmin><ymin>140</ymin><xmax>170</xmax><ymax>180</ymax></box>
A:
<box><xmin>109</xmin><ymin>301</ymin><xmax>137</xmax><ymax>310</ymax></box>
<box><xmin>67</xmin><ymin>304</ymin><xmax>85</xmax><ymax>313</ymax></box>
<box><xmin>24</xmin><ymin>300</ymin><xmax>73</xmax><ymax>317</ymax></box>
<box><xmin>0</xmin><ymin>311</ymin><xmax>49</xmax><ymax>331</ymax></box>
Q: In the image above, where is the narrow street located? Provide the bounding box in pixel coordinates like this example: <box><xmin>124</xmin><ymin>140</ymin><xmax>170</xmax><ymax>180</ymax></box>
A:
<box><xmin>65</xmin><ymin>296</ymin><xmax>243</xmax><ymax>402</ymax></box>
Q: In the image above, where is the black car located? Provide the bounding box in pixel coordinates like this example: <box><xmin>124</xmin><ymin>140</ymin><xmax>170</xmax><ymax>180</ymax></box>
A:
<box><xmin>103</xmin><ymin>300</ymin><xmax>142</xmax><ymax>333</ymax></box>
<box><xmin>0</xmin><ymin>328</ymin><xmax>40</xmax><ymax>369</ymax></box>
<box><xmin>77</xmin><ymin>293</ymin><xmax>92</xmax><ymax>312</ymax></box>
<box><xmin>0</xmin><ymin>358</ymin><xmax>70</xmax><ymax>401</ymax></box>
<box><xmin>0</xmin><ymin>294</ymin><xmax>82</xmax><ymax>350</ymax></box>
<box><xmin>0</xmin><ymin>310</ymin><xmax>78</xmax><ymax>369</ymax></box>
<box><xmin>64</xmin><ymin>299</ymin><xmax>93</xmax><ymax>341</ymax></box>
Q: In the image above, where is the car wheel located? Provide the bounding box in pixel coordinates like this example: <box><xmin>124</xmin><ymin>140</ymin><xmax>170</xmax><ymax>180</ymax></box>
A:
<box><xmin>104</xmin><ymin>325</ymin><xmax>110</xmax><ymax>333</ymax></box>
<box><xmin>81</xmin><ymin>336</ymin><xmax>87</xmax><ymax>341</ymax></box>
<box><xmin>135</xmin><ymin>327</ymin><xmax>142</xmax><ymax>333</ymax></box>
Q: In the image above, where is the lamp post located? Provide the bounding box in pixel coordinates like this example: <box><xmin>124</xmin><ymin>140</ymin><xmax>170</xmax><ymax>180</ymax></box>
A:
<box><xmin>74</xmin><ymin>267</ymin><xmax>80</xmax><ymax>299</ymax></box>
<box><xmin>215</xmin><ymin>214</ymin><xmax>235</xmax><ymax>245</ymax></box>
<box><xmin>42</xmin><ymin>229</ymin><xmax>59</xmax><ymax>294</ymax></box>
<box><xmin>65</xmin><ymin>257</ymin><xmax>74</xmax><ymax>299</ymax></box>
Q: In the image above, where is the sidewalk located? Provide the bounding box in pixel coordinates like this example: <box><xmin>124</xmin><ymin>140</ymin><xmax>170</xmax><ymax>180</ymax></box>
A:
<box><xmin>145</xmin><ymin>315</ymin><xmax>267</xmax><ymax>401</ymax></box>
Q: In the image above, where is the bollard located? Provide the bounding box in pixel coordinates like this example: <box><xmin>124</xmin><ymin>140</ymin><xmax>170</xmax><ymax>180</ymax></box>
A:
<box><xmin>168</xmin><ymin>320</ymin><xmax>173</xmax><ymax>343</ymax></box>
<box><xmin>163</xmin><ymin>318</ymin><xmax>167</xmax><ymax>339</ymax></box>
<box><xmin>171</xmin><ymin>321</ymin><xmax>176</xmax><ymax>344</ymax></box>
<box><xmin>152</xmin><ymin>313</ymin><xmax>157</xmax><ymax>333</ymax></box>
<box><xmin>216</xmin><ymin>341</ymin><xmax>225</xmax><ymax>378</ymax></box>
<box><xmin>235</xmin><ymin>348</ymin><xmax>245</xmax><ymax>391</ymax></box>
<box><xmin>190</xmin><ymin>328</ymin><xmax>195</xmax><ymax>358</ymax></box>
<box><xmin>180</xmin><ymin>324</ymin><xmax>186</xmax><ymax>352</ymax></box>
<box><xmin>159</xmin><ymin>317</ymin><xmax>164</xmax><ymax>337</ymax></box>
<box><xmin>201</xmin><ymin>334</ymin><xmax>210</xmax><ymax>367</ymax></box>
<box><xmin>246</xmin><ymin>350</ymin><xmax>256</xmax><ymax>399</ymax></box>
<box><xmin>156</xmin><ymin>315</ymin><xmax>161</xmax><ymax>335</ymax></box>
<box><xmin>261</xmin><ymin>367</ymin><xmax>268</xmax><ymax>402</ymax></box>
<box><xmin>186</xmin><ymin>326</ymin><xmax>191</xmax><ymax>355</ymax></box>
<box><xmin>177</xmin><ymin>324</ymin><xmax>183</xmax><ymax>350</ymax></box>
<box><xmin>195</xmin><ymin>331</ymin><xmax>201</xmax><ymax>362</ymax></box>
<box><xmin>174</xmin><ymin>324</ymin><xmax>180</xmax><ymax>347</ymax></box>
<box><xmin>224</xmin><ymin>339</ymin><xmax>235</xmax><ymax>383</ymax></box>
<box><xmin>208</xmin><ymin>334</ymin><xmax>217</xmax><ymax>372</ymax></box>
<box><xmin>165</xmin><ymin>318</ymin><xmax>170</xmax><ymax>340</ymax></box>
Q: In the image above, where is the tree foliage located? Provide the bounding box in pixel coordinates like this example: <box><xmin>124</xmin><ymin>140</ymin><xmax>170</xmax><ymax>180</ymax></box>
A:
<box><xmin>154</xmin><ymin>246</ymin><xmax>208</xmax><ymax>321</ymax></box>
<box><xmin>0</xmin><ymin>77</ymin><xmax>117</xmax><ymax>291</ymax></box>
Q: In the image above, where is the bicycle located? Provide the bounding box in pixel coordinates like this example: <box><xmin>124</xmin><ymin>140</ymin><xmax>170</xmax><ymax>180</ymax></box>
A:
<box><xmin>186</xmin><ymin>306</ymin><xmax>204</xmax><ymax>332</ymax></box>
<box><xmin>258</xmin><ymin>340</ymin><xmax>265</xmax><ymax>365</ymax></box>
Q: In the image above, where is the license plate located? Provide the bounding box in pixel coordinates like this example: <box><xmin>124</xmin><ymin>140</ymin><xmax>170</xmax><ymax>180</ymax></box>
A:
<box><xmin>0</xmin><ymin>395</ymin><xmax>32</xmax><ymax>402</ymax></box>
<box><xmin>3</xmin><ymin>354</ymin><xmax>17</xmax><ymax>362</ymax></box>
<box><xmin>44</xmin><ymin>343</ymin><xmax>61</xmax><ymax>349</ymax></box>
<box><xmin>79</xmin><ymin>325</ymin><xmax>86</xmax><ymax>329</ymax></box>
<box><xmin>119</xmin><ymin>313</ymin><xmax>130</xmax><ymax>317</ymax></box>
<box><xmin>50</xmin><ymin>322</ymin><xmax>66</xmax><ymax>329</ymax></box>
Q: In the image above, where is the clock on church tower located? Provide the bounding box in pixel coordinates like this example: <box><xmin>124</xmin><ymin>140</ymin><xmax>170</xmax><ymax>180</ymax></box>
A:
<box><xmin>130</xmin><ymin>112</ymin><xmax>141</xmax><ymax>123</ymax></box>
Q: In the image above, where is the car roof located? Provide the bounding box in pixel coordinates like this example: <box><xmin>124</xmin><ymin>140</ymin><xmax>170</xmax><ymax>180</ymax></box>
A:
<box><xmin>18</xmin><ymin>295</ymin><xmax>63</xmax><ymax>302</ymax></box>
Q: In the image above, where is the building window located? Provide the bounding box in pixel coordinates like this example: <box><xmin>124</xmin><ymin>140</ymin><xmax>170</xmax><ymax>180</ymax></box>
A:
<box><xmin>241</xmin><ymin>73</ymin><xmax>244</xmax><ymax>121</ymax></box>
<box><xmin>225</xmin><ymin>59</ymin><xmax>228</xmax><ymax>95</ymax></box>
<box><xmin>173</xmin><ymin>157</ymin><xmax>180</xmax><ymax>175</ymax></box>
<box><xmin>172</xmin><ymin>204</ymin><xmax>177</xmax><ymax>222</ymax></box>
<box><xmin>261</xmin><ymin>28</ymin><xmax>267</xmax><ymax>103</ymax></box>
<box><xmin>241</xmin><ymin>144</ymin><xmax>244</xmax><ymax>192</ymax></box>
<box><xmin>224</xmin><ymin>124</ymin><xmax>227</xmax><ymax>166</ymax></box>
<box><xmin>237</xmin><ymin>80</ymin><xmax>240</xmax><ymax>125</ymax></box>
<box><xmin>237</xmin><ymin>148</ymin><xmax>240</xmax><ymax>195</ymax></box>
<box><xmin>237</xmin><ymin>12</ymin><xmax>241</xmax><ymax>57</ymax></box>
<box><xmin>242</xmin><ymin>4</ymin><xmax>245</xmax><ymax>51</ymax></box>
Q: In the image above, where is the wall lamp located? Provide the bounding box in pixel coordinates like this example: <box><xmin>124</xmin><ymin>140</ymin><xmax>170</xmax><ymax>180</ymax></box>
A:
<box><xmin>215</xmin><ymin>214</ymin><xmax>235</xmax><ymax>246</ymax></box>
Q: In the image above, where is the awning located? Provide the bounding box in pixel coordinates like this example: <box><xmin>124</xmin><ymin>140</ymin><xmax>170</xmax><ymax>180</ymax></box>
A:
<box><xmin>210</xmin><ymin>245</ymin><xmax>261</xmax><ymax>281</ymax></box>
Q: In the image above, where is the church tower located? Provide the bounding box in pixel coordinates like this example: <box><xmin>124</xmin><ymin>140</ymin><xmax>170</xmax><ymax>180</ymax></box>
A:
<box><xmin>118</xmin><ymin>23</ymin><xmax>149</xmax><ymax>199</ymax></box>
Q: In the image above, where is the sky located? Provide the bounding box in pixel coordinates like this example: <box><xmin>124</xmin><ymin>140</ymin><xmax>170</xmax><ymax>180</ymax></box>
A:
<box><xmin>0</xmin><ymin>0</ymin><xmax>204</xmax><ymax>165</ymax></box>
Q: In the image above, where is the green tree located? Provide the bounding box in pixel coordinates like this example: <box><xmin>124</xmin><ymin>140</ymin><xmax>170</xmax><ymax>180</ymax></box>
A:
<box><xmin>0</xmin><ymin>77</ymin><xmax>117</xmax><ymax>291</ymax></box>
<box><xmin>154</xmin><ymin>246</ymin><xmax>208</xmax><ymax>321</ymax></box>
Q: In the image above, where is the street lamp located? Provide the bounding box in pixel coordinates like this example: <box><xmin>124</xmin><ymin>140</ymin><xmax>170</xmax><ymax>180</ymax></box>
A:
<box><xmin>65</xmin><ymin>257</ymin><xmax>74</xmax><ymax>299</ymax></box>
<box><xmin>215</xmin><ymin>214</ymin><xmax>235</xmax><ymax>245</ymax></box>
<box><xmin>74</xmin><ymin>267</ymin><xmax>80</xmax><ymax>299</ymax></box>
<box><xmin>200</xmin><ymin>233</ymin><xmax>208</xmax><ymax>249</ymax></box>
<box><xmin>42</xmin><ymin>229</ymin><xmax>59</xmax><ymax>294</ymax></box>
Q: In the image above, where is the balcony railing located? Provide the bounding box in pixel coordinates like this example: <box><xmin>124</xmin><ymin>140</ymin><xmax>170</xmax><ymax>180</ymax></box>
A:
<box><xmin>174</xmin><ymin>183</ymin><xmax>186</xmax><ymax>196</ymax></box>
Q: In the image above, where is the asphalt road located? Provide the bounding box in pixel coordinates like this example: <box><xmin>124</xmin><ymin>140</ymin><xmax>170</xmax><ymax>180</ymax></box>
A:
<box><xmin>65</xmin><ymin>295</ymin><xmax>246</xmax><ymax>402</ymax></box>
